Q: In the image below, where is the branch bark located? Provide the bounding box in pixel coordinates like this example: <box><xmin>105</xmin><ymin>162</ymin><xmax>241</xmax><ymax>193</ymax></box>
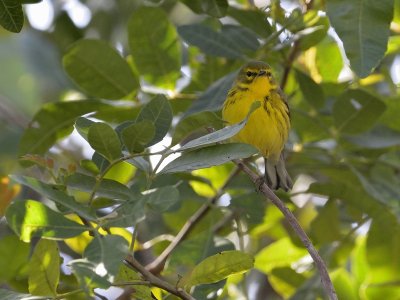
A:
<box><xmin>125</xmin><ymin>256</ymin><xmax>196</xmax><ymax>300</ymax></box>
<box><xmin>234</xmin><ymin>160</ymin><xmax>338</xmax><ymax>300</ymax></box>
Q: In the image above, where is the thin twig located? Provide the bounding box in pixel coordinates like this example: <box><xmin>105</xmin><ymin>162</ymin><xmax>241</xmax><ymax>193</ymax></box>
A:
<box><xmin>124</xmin><ymin>256</ymin><xmax>196</xmax><ymax>300</ymax></box>
<box><xmin>145</xmin><ymin>166</ymin><xmax>242</xmax><ymax>274</ymax></box>
<box><xmin>234</xmin><ymin>160</ymin><xmax>338</xmax><ymax>300</ymax></box>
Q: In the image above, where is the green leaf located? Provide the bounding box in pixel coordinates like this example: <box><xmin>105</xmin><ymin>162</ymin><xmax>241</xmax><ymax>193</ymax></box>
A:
<box><xmin>220</xmin><ymin>25</ymin><xmax>260</xmax><ymax>52</ymax></box>
<box><xmin>172</xmin><ymin>111</ymin><xmax>222</xmax><ymax>145</ymax></box>
<box><xmin>333</xmin><ymin>89</ymin><xmax>386</xmax><ymax>134</ymax></box>
<box><xmin>255</xmin><ymin>238</ymin><xmax>308</xmax><ymax>274</ymax></box>
<box><xmin>229</xmin><ymin>193</ymin><xmax>265</xmax><ymax>227</ymax></box>
<box><xmin>115</xmin><ymin>265</ymin><xmax>153</xmax><ymax>300</ymax></box>
<box><xmin>178</xmin><ymin>24</ymin><xmax>244</xmax><ymax>59</ymax></box>
<box><xmin>200</xmin><ymin>0</ymin><xmax>228</xmax><ymax>17</ymax></box>
<box><xmin>143</xmin><ymin>186</ymin><xmax>180</xmax><ymax>212</ymax></box>
<box><xmin>331</xmin><ymin>269</ymin><xmax>358</xmax><ymax>300</ymax></box>
<box><xmin>19</xmin><ymin>100</ymin><xmax>107</xmax><ymax>157</ymax></box>
<box><xmin>104</xmin><ymin>198</ymin><xmax>146</xmax><ymax>228</ymax></box>
<box><xmin>316</xmin><ymin>37</ymin><xmax>343</xmax><ymax>82</ymax></box>
<box><xmin>185</xmin><ymin>250</ymin><xmax>254</xmax><ymax>287</ymax></box>
<box><xmin>161</xmin><ymin>143</ymin><xmax>257</xmax><ymax>174</ymax></box>
<box><xmin>365</xmin><ymin>220</ymin><xmax>400</xmax><ymax>299</ymax></box>
<box><xmin>345</xmin><ymin>126</ymin><xmax>400</xmax><ymax>149</ymax></box>
<box><xmin>28</xmin><ymin>239</ymin><xmax>60</xmax><ymax>296</ymax></box>
<box><xmin>75</xmin><ymin>117</ymin><xmax>95</xmax><ymax>142</ymax></box>
<box><xmin>128</xmin><ymin>7</ymin><xmax>181</xmax><ymax>89</ymax></box>
<box><xmin>0</xmin><ymin>289</ymin><xmax>43</xmax><ymax>300</ymax></box>
<box><xmin>5</xmin><ymin>200</ymin><xmax>87</xmax><ymax>242</ymax></box>
<box><xmin>178</xmin><ymin>102</ymin><xmax>259</xmax><ymax>151</ymax></box>
<box><xmin>178</xmin><ymin>119</ymin><xmax>246</xmax><ymax>151</ymax></box>
<box><xmin>294</xmin><ymin>69</ymin><xmax>325</xmax><ymax>109</ymax></box>
<box><xmin>227</xmin><ymin>7</ymin><xmax>272</xmax><ymax>38</ymax></box>
<box><xmin>136</xmin><ymin>95</ymin><xmax>172</xmax><ymax>146</ymax></box>
<box><xmin>66</xmin><ymin>173</ymin><xmax>133</xmax><ymax>202</ymax></box>
<box><xmin>121</xmin><ymin>120</ymin><xmax>155</xmax><ymax>153</ymax></box>
<box><xmin>69</xmin><ymin>259</ymin><xmax>111</xmax><ymax>290</ymax></box>
<box><xmin>63</xmin><ymin>39</ymin><xmax>138</xmax><ymax>99</ymax></box>
<box><xmin>186</xmin><ymin>70</ymin><xmax>237</xmax><ymax>115</ymax></box>
<box><xmin>88</xmin><ymin>122</ymin><xmax>121</xmax><ymax>161</ymax></box>
<box><xmin>327</xmin><ymin>0</ymin><xmax>394</xmax><ymax>77</ymax></box>
<box><xmin>10</xmin><ymin>175</ymin><xmax>95</xmax><ymax>220</ymax></box>
<box><xmin>0</xmin><ymin>235</ymin><xmax>29</xmax><ymax>281</ymax></box>
<box><xmin>0</xmin><ymin>0</ymin><xmax>23</xmax><ymax>33</ymax></box>
<box><xmin>310</xmin><ymin>200</ymin><xmax>341</xmax><ymax>244</ymax></box>
<box><xmin>84</xmin><ymin>235</ymin><xmax>128</xmax><ymax>279</ymax></box>
<box><xmin>308</xmin><ymin>167</ymin><xmax>397</xmax><ymax>228</ymax></box>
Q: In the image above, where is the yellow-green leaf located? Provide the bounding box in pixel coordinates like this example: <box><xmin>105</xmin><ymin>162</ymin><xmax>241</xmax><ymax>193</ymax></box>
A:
<box><xmin>28</xmin><ymin>239</ymin><xmax>60</xmax><ymax>296</ymax></box>
<box><xmin>185</xmin><ymin>250</ymin><xmax>254</xmax><ymax>287</ymax></box>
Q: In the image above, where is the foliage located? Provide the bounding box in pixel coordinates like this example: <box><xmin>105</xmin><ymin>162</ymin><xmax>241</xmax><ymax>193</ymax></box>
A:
<box><xmin>0</xmin><ymin>0</ymin><xmax>400</xmax><ymax>299</ymax></box>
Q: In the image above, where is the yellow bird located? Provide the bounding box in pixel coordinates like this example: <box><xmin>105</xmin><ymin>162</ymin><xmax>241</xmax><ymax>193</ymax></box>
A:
<box><xmin>222</xmin><ymin>61</ymin><xmax>292</xmax><ymax>191</ymax></box>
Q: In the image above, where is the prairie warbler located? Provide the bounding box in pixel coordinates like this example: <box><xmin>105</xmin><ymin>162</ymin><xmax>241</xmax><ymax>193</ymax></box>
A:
<box><xmin>222</xmin><ymin>61</ymin><xmax>292</xmax><ymax>191</ymax></box>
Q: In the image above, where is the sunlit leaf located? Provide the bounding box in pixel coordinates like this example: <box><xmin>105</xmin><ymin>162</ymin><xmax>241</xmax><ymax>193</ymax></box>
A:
<box><xmin>185</xmin><ymin>250</ymin><xmax>254</xmax><ymax>287</ymax></box>
<box><xmin>128</xmin><ymin>7</ymin><xmax>181</xmax><ymax>88</ymax></box>
<box><xmin>0</xmin><ymin>235</ymin><xmax>29</xmax><ymax>281</ymax></box>
<box><xmin>255</xmin><ymin>238</ymin><xmax>308</xmax><ymax>273</ymax></box>
<box><xmin>6</xmin><ymin>200</ymin><xmax>87</xmax><ymax>242</ymax></box>
<box><xmin>28</xmin><ymin>239</ymin><xmax>60</xmax><ymax>296</ymax></box>
<box><xmin>316</xmin><ymin>37</ymin><xmax>343</xmax><ymax>82</ymax></box>
<box><xmin>10</xmin><ymin>175</ymin><xmax>95</xmax><ymax>220</ymax></box>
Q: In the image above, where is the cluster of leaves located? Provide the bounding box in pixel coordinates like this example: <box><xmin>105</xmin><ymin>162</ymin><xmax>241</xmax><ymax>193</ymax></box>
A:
<box><xmin>1</xmin><ymin>0</ymin><xmax>400</xmax><ymax>299</ymax></box>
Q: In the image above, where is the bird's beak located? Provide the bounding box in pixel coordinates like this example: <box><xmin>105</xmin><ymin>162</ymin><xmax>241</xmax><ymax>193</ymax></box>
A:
<box><xmin>258</xmin><ymin>70</ymin><xmax>266</xmax><ymax>76</ymax></box>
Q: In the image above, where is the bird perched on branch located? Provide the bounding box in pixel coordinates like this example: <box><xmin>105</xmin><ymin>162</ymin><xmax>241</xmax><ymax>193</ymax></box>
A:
<box><xmin>222</xmin><ymin>61</ymin><xmax>292</xmax><ymax>191</ymax></box>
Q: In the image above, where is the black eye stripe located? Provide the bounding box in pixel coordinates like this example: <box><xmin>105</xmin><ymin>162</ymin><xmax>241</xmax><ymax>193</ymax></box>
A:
<box><xmin>246</xmin><ymin>71</ymin><xmax>257</xmax><ymax>77</ymax></box>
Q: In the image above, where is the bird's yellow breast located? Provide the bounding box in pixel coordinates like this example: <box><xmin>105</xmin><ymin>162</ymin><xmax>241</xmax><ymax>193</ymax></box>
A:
<box><xmin>222</xmin><ymin>85</ymin><xmax>290</xmax><ymax>163</ymax></box>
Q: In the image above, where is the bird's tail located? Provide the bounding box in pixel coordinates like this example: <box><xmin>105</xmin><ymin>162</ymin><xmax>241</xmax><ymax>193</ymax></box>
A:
<box><xmin>264</xmin><ymin>156</ymin><xmax>292</xmax><ymax>191</ymax></box>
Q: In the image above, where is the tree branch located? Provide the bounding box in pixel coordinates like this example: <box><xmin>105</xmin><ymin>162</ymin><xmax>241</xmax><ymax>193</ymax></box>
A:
<box><xmin>234</xmin><ymin>160</ymin><xmax>338</xmax><ymax>300</ymax></box>
<box><xmin>145</xmin><ymin>166</ymin><xmax>241</xmax><ymax>274</ymax></box>
<box><xmin>124</xmin><ymin>256</ymin><xmax>195</xmax><ymax>300</ymax></box>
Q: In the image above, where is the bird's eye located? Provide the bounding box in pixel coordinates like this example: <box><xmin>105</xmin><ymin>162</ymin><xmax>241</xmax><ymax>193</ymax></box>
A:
<box><xmin>246</xmin><ymin>71</ymin><xmax>253</xmax><ymax>77</ymax></box>
<box><xmin>266</xmin><ymin>71</ymin><xmax>272</xmax><ymax>77</ymax></box>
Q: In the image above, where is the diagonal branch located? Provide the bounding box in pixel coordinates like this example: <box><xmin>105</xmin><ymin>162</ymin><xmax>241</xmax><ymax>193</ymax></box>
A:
<box><xmin>124</xmin><ymin>256</ymin><xmax>195</xmax><ymax>300</ymax></box>
<box><xmin>145</xmin><ymin>166</ymin><xmax>241</xmax><ymax>274</ymax></box>
<box><xmin>234</xmin><ymin>160</ymin><xmax>338</xmax><ymax>300</ymax></box>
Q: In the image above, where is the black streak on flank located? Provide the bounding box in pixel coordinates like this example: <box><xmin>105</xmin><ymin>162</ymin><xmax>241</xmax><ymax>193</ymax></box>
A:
<box><xmin>263</xmin><ymin>96</ymin><xmax>270</xmax><ymax>115</ymax></box>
